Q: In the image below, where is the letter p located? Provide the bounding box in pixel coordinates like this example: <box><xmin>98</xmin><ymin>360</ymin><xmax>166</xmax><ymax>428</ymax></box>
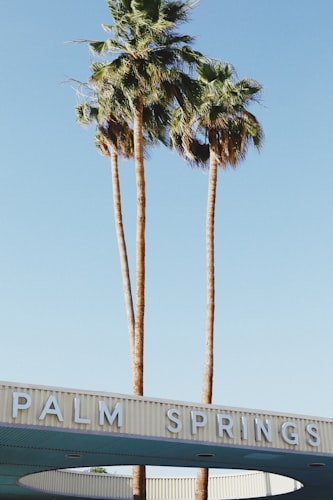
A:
<box><xmin>12</xmin><ymin>392</ymin><xmax>32</xmax><ymax>418</ymax></box>
<box><xmin>191</xmin><ymin>410</ymin><xmax>207</xmax><ymax>435</ymax></box>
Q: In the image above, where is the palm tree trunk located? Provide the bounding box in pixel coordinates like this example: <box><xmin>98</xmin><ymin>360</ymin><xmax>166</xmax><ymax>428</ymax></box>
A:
<box><xmin>132</xmin><ymin>97</ymin><xmax>146</xmax><ymax>500</ymax></box>
<box><xmin>132</xmin><ymin>465</ymin><xmax>146</xmax><ymax>500</ymax></box>
<box><xmin>133</xmin><ymin>96</ymin><xmax>145</xmax><ymax>396</ymax></box>
<box><xmin>195</xmin><ymin>468</ymin><xmax>209</xmax><ymax>500</ymax></box>
<box><xmin>110</xmin><ymin>149</ymin><xmax>135</xmax><ymax>371</ymax></box>
<box><xmin>195</xmin><ymin>149</ymin><xmax>218</xmax><ymax>500</ymax></box>
<box><xmin>203</xmin><ymin>149</ymin><xmax>218</xmax><ymax>405</ymax></box>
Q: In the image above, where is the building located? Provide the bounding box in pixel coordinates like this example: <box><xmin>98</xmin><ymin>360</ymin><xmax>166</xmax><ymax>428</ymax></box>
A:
<box><xmin>1</xmin><ymin>381</ymin><xmax>332</xmax><ymax>499</ymax></box>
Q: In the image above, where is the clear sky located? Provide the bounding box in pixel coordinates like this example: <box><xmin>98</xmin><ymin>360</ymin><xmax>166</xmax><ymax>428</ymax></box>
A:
<box><xmin>1</xmin><ymin>0</ymin><xmax>333</xmax><ymax>431</ymax></box>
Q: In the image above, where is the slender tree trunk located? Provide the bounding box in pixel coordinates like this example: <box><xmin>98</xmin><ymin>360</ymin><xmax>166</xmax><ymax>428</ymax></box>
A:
<box><xmin>133</xmin><ymin>465</ymin><xmax>146</xmax><ymax>500</ymax></box>
<box><xmin>132</xmin><ymin>97</ymin><xmax>146</xmax><ymax>500</ymax></box>
<box><xmin>133</xmin><ymin>97</ymin><xmax>145</xmax><ymax>396</ymax></box>
<box><xmin>202</xmin><ymin>149</ymin><xmax>218</xmax><ymax>406</ymax></box>
<box><xmin>195</xmin><ymin>468</ymin><xmax>209</xmax><ymax>500</ymax></box>
<box><xmin>195</xmin><ymin>149</ymin><xmax>218</xmax><ymax>500</ymax></box>
<box><xmin>110</xmin><ymin>149</ymin><xmax>135</xmax><ymax>371</ymax></box>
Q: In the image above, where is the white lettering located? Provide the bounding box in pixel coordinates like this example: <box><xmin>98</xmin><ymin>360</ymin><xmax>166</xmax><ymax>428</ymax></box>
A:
<box><xmin>255</xmin><ymin>418</ymin><xmax>272</xmax><ymax>442</ymax></box>
<box><xmin>99</xmin><ymin>401</ymin><xmax>123</xmax><ymax>427</ymax></box>
<box><xmin>217</xmin><ymin>414</ymin><xmax>234</xmax><ymax>438</ymax></box>
<box><xmin>281</xmin><ymin>422</ymin><xmax>299</xmax><ymax>445</ymax></box>
<box><xmin>166</xmin><ymin>409</ymin><xmax>182</xmax><ymax>433</ymax></box>
<box><xmin>39</xmin><ymin>395</ymin><xmax>64</xmax><ymax>422</ymax></box>
<box><xmin>8</xmin><ymin>389</ymin><xmax>323</xmax><ymax>451</ymax></box>
<box><xmin>191</xmin><ymin>411</ymin><xmax>207</xmax><ymax>435</ymax></box>
<box><xmin>12</xmin><ymin>392</ymin><xmax>31</xmax><ymax>418</ymax></box>
<box><xmin>74</xmin><ymin>397</ymin><xmax>91</xmax><ymax>425</ymax></box>
<box><xmin>241</xmin><ymin>416</ymin><xmax>248</xmax><ymax>440</ymax></box>
<box><xmin>306</xmin><ymin>423</ymin><xmax>320</xmax><ymax>447</ymax></box>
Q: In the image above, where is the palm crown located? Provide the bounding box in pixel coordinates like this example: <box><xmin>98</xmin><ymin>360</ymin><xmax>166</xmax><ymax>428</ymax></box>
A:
<box><xmin>171</xmin><ymin>60</ymin><xmax>263</xmax><ymax>168</ymax></box>
<box><xmin>89</xmin><ymin>0</ymin><xmax>202</xmax><ymax>116</ymax></box>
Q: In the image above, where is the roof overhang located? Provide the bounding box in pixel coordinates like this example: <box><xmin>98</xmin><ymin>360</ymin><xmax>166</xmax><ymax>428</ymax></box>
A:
<box><xmin>1</xmin><ymin>381</ymin><xmax>333</xmax><ymax>499</ymax></box>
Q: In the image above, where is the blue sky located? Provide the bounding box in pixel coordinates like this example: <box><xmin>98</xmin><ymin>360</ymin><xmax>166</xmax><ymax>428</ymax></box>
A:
<box><xmin>1</xmin><ymin>0</ymin><xmax>333</xmax><ymax>427</ymax></box>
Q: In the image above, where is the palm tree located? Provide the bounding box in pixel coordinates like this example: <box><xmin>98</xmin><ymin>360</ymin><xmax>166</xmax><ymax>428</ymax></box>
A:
<box><xmin>171</xmin><ymin>60</ymin><xmax>263</xmax><ymax>500</ymax></box>
<box><xmin>75</xmin><ymin>90</ymin><xmax>136</xmax><ymax>367</ymax></box>
<box><xmin>89</xmin><ymin>0</ymin><xmax>201</xmax><ymax>399</ymax></box>
<box><xmin>88</xmin><ymin>4</ymin><xmax>202</xmax><ymax>499</ymax></box>
<box><xmin>78</xmin><ymin>3</ymin><xmax>201</xmax><ymax>495</ymax></box>
<box><xmin>76</xmin><ymin>80</ymin><xmax>169</xmax><ymax>375</ymax></box>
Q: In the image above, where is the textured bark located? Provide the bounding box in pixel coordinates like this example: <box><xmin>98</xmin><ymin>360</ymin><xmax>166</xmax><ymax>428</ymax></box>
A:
<box><xmin>132</xmin><ymin>97</ymin><xmax>146</xmax><ymax>500</ymax></box>
<box><xmin>133</xmin><ymin>97</ymin><xmax>145</xmax><ymax>398</ymax></box>
<box><xmin>110</xmin><ymin>149</ymin><xmax>135</xmax><ymax>372</ymax></box>
<box><xmin>132</xmin><ymin>465</ymin><xmax>146</xmax><ymax>500</ymax></box>
<box><xmin>195</xmin><ymin>468</ymin><xmax>209</xmax><ymax>500</ymax></box>
<box><xmin>202</xmin><ymin>149</ymin><xmax>218</xmax><ymax>405</ymax></box>
<box><xmin>195</xmin><ymin>149</ymin><xmax>218</xmax><ymax>500</ymax></box>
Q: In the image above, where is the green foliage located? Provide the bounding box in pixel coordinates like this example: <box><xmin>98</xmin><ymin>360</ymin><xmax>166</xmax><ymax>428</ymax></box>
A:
<box><xmin>170</xmin><ymin>60</ymin><xmax>263</xmax><ymax>169</ymax></box>
<box><xmin>88</xmin><ymin>0</ymin><xmax>202</xmax><ymax>110</ymax></box>
<box><xmin>89</xmin><ymin>467</ymin><xmax>108</xmax><ymax>474</ymax></box>
<box><xmin>76</xmin><ymin>0</ymin><xmax>205</xmax><ymax>162</ymax></box>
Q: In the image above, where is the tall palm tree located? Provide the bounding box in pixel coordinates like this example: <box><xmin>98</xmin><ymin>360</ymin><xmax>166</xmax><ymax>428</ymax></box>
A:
<box><xmin>171</xmin><ymin>60</ymin><xmax>263</xmax><ymax>500</ymax></box>
<box><xmin>78</xmin><ymin>4</ymin><xmax>201</xmax><ymax>496</ymax></box>
<box><xmin>89</xmin><ymin>0</ymin><xmax>201</xmax><ymax>398</ymax></box>
<box><xmin>76</xmin><ymin>79</ymin><xmax>170</xmax><ymax>373</ymax></box>
<box><xmin>75</xmin><ymin>91</ymin><xmax>136</xmax><ymax>367</ymax></box>
<box><xmin>88</xmin><ymin>4</ymin><xmax>202</xmax><ymax>499</ymax></box>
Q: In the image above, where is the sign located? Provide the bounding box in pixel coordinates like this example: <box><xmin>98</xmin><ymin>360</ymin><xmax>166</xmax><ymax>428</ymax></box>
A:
<box><xmin>0</xmin><ymin>382</ymin><xmax>327</xmax><ymax>453</ymax></box>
